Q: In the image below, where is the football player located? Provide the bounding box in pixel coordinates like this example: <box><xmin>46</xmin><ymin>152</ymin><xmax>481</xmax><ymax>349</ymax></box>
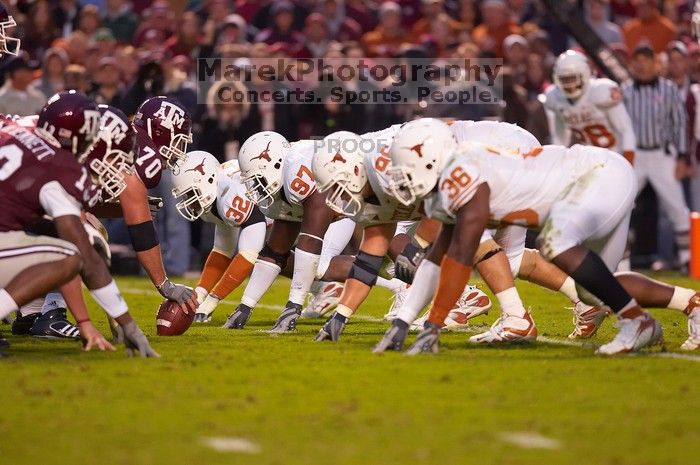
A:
<box><xmin>12</xmin><ymin>104</ymin><xmax>139</xmax><ymax>340</ymax></box>
<box><xmin>220</xmin><ymin>131</ymin><xmax>361</xmax><ymax>332</ymax></box>
<box><xmin>0</xmin><ymin>2</ymin><xmax>19</xmax><ymax>57</ymax></box>
<box><xmin>542</xmin><ymin>50</ymin><xmax>636</xmax><ymax>163</ymax></box>
<box><xmin>92</xmin><ymin>96</ymin><xmax>198</xmax><ymax>314</ymax></box>
<box><xmin>0</xmin><ymin>91</ymin><xmax>157</xmax><ymax>356</ymax></box>
<box><xmin>386</xmin><ymin>122</ymin><xmax>699</xmax><ymax>355</ymax></box>
<box><xmin>313</xmin><ymin>120</ymin><xmax>605</xmax><ymax>344</ymax></box>
<box><xmin>170</xmin><ymin>151</ymin><xmax>267</xmax><ymax>323</ymax></box>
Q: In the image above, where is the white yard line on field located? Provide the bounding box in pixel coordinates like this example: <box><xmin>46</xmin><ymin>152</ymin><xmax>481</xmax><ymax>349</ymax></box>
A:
<box><xmin>119</xmin><ymin>287</ymin><xmax>700</xmax><ymax>361</ymax></box>
<box><xmin>201</xmin><ymin>437</ymin><xmax>260</xmax><ymax>454</ymax></box>
<box><xmin>499</xmin><ymin>432</ymin><xmax>561</xmax><ymax>450</ymax></box>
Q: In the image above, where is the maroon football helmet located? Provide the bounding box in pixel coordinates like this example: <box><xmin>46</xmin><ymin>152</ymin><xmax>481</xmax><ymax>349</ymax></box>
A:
<box><xmin>83</xmin><ymin>105</ymin><xmax>137</xmax><ymax>201</ymax></box>
<box><xmin>36</xmin><ymin>91</ymin><xmax>101</xmax><ymax>160</ymax></box>
<box><xmin>132</xmin><ymin>96</ymin><xmax>192</xmax><ymax>168</ymax></box>
<box><xmin>0</xmin><ymin>3</ymin><xmax>19</xmax><ymax>57</ymax></box>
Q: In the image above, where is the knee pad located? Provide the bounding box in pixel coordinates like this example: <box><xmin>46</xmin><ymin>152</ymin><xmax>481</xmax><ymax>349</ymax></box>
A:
<box><xmin>348</xmin><ymin>251</ymin><xmax>384</xmax><ymax>286</ymax></box>
<box><xmin>517</xmin><ymin>249</ymin><xmax>539</xmax><ymax>280</ymax></box>
<box><xmin>260</xmin><ymin>244</ymin><xmax>290</xmax><ymax>268</ymax></box>
<box><xmin>474</xmin><ymin>239</ymin><xmax>502</xmax><ymax>264</ymax></box>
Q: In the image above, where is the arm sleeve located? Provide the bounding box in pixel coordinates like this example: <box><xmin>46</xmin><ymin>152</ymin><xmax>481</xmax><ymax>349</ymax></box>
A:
<box><xmin>39</xmin><ymin>181</ymin><xmax>82</xmax><ymax>219</ymax></box>
<box><xmin>605</xmin><ymin>103</ymin><xmax>637</xmax><ymax>153</ymax></box>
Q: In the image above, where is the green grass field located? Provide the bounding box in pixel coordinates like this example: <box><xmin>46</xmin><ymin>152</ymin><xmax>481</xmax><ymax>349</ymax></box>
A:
<box><xmin>1</xmin><ymin>274</ymin><xmax>699</xmax><ymax>465</ymax></box>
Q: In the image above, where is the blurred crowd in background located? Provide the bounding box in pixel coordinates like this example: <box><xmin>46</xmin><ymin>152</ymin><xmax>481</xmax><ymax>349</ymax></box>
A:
<box><xmin>1</xmin><ymin>0</ymin><xmax>698</xmax><ymax>274</ymax></box>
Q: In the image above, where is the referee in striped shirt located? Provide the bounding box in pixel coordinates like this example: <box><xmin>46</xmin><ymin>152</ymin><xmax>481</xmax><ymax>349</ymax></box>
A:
<box><xmin>622</xmin><ymin>45</ymin><xmax>690</xmax><ymax>267</ymax></box>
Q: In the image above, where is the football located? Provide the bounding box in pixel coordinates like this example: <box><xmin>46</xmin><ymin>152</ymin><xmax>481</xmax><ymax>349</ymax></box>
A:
<box><xmin>156</xmin><ymin>299</ymin><xmax>194</xmax><ymax>336</ymax></box>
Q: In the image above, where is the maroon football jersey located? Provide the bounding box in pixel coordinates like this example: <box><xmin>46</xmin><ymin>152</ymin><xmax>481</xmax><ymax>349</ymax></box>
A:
<box><xmin>0</xmin><ymin>124</ymin><xmax>101</xmax><ymax>232</ymax></box>
<box><xmin>133</xmin><ymin>126</ymin><xmax>166</xmax><ymax>189</ymax></box>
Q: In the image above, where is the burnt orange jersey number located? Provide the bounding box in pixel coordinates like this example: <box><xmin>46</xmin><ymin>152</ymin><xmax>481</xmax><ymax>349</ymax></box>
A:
<box><xmin>571</xmin><ymin>124</ymin><xmax>616</xmax><ymax>148</ymax></box>
<box><xmin>226</xmin><ymin>196</ymin><xmax>252</xmax><ymax>224</ymax></box>
<box><xmin>440</xmin><ymin>166</ymin><xmax>472</xmax><ymax>200</ymax></box>
<box><xmin>290</xmin><ymin>165</ymin><xmax>314</xmax><ymax>197</ymax></box>
<box><xmin>375</xmin><ymin>146</ymin><xmax>390</xmax><ymax>172</ymax></box>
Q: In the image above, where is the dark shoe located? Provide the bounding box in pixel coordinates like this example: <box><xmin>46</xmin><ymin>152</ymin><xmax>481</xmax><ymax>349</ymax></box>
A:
<box><xmin>29</xmin><ymin>309</ymin><xmax>80</xmax><ymax>340</ymax></box>
<box><xmin>11</xmin><ymin>312</ymin><xmax>39</xmax><ymax>335</ymax></box>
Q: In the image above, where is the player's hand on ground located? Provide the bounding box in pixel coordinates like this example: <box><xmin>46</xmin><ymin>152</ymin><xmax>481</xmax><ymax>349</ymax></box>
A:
<box><xmin>223</xmin><ymin>304</ymin><xmax>252</xmax><ymax>329</ymax></box>
<box><xmin>78</xmin><ymin>321</ymin><xmax>116</xmax><ymax>352</ymax></box>
<box><xmin>157</xmin><ymin>279</ymin><xmax>198</xmax><ymax>314</ymax></box>
<box><xmin>108</xmin><ymin>317</ymin><xmax>124</xmax><ymax>344</ymax></box>
<box><xmin>121</xmin><ymin>321</ymin><xmax>160</xmax><ymax>358</ymax></box>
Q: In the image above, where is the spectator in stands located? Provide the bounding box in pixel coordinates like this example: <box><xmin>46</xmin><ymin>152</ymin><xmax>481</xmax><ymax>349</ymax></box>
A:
<box><xmin>115</xmin><ymin>46</ymin><xmax>140</xmax><ymax>87</ymax></box>
<box><xmin>298</xmin><ymin>13</ymin><xmax>331</xmax><ymax>58</ymax></box>
<box><xmin>585</xmin><ymin>0</ymin><xmax>623</xmax><ymax>45</ymax></box>
<box><xmin>103</xmin><ymin>0</ymin><xmax>140</xmax><ymax>44</ymax></box>
<box><xmin>198</xmin><ymin>79</ymin><xmax>252</xmax><ymax>161</ymax></box>
<box><xmin>318</xmin><ymin>0</ymin><xmax>363</xmax><ymax>42</ymax></box>
<box><xmin>23</xmin><ymin>0</ymin><xmax>58</xmax><ymax>61</ymax></box>
<box><xmin>255</xmin><ymin>1</ymin><xmax>304</xmax><ymax>47</ymax></box>
<box><xmin>508</xmin><ymin>0</ymin><xmax>536</xmax><ymax>24</ymax></box>
<box><xmin>78</xmin><ymin>5</ymin><xmax>101</xmax><ymax>37</ymax></box>
<box><xmin>63</xmin><ymin>64</ymin><xmax>89</xmax><ymax>93</ymax></box>
<box><xmin>133</xmin><ymin>0</ymin><xmax>176</xmax><ymax>46</ymax></box>
<box><xmin>64</xmin><ymin>31</ymin><xmax>89</xmax><ymax>65</ymax></box>
<box><xmin>456</xmin><ymin>0</ymin><xmax>479</xmax><ymax>37</ymax></box>
<box><xmin>503</xmin><ymin>34</ymin><xmax>529</xmax><ymax>82</ymax></box>
<box><xmin>623</xmin><ymin>0</ymin><xmax>676</xmax><ymax>54</ymax></box>
<box><xmin>472</xmin><ymin>0</ymin><xmax>521</xmax><ymax>58</ymax></box>
<box><xmin>0</xmin><ymin>55</ymin><xmax>47</xmax><ymax>116</ymax></box>
<box><xmin>344</xmin><ymin>0</ymin><xmax>377</xmax><ymax>35</ymax></box>
<box><xmin>412</xmin><ymin>0</ymin><xmax>461</xmax><ymax>40</ymax></box>
<box><xmin>53</xmin><ymin>0</ymin><xmax>82</xmax><ymax>37</ymax></box>
<box><xmin>165</xmin><ymin>11</ymin><xmax>203</xmax><ymax>58</ymax></box>
<box><xmin>93</xmin><ymin>28</ymin><xmax>117</xmax><ymax>58</ymax></box>
<box><xmin>91</xmin><ymin>57</ymin><xmax>123</xmax><ymax>106</ymax></box>
<box><xmin>34</xmin><ymin>48</ymin><xmax>68</xmax><ymax>97</ymax></box>
<box><xmin>362</xmin><ymin>2</ymin><xmax>411</xmax><ymax>57</ymax></box>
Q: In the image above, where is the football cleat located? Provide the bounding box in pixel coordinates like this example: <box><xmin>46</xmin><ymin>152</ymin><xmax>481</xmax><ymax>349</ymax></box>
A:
<box><xmin>596</xmin><ymin>312</ymin><xmax>663</xmax><ymax>355</ymax></box>
<box><xmin>405</xmin><ymin>321</ymin><xmax>441</xmax><ymax>355</ymax></box>
<box><xmin>372</xmin><ymin>319</ymin><xmax>410</xmax><ymax>353</ymax></box>
<box><xmin>194</xmin><ymin>313</ymin><xmax>211</xmax><ymax>323</ymax></box>
<box><xmin>469</xmin><ymin>311</ymin><xmax>538</xmax><ymax>344</ymax></box>
<box><xmin>11</xmin><ymin>312</ymin><xmax>39</xmax><ymax>335</ymax></box>
<box><xmin>222</xmin><ymin>304</ymin><xmax>252</xmax><ymax>329</ymax></box>
<box><xmin>681</xmin><ymin>292</ymin><xmax>700</xmax><ymax>350</ymax></box>
<box><xmin>29</xmin><ymin>309</ymin><xmax>81</xmax><ymax>340</ymax></box>
<box><xmin>301</xmin><ymin>282</ymin><xmax>344</xmax><ymax>319</ymax></box>
<box><xmin>269</xmin><ymin>302</ymin><xmax>302</xmax><ymax>333</ymax></box>
<box><xmin>383</xmin><ymin>283</ymin><xmax>409</xmax><ymax>321</ymax></box>
<box><xmin>314</xmin><ymin>311</ymin><xmax>348</xmax><ymax>342</ymax></box>
<box><xmin>568</xmin><ymin>302</ymin><xmax>610</xmax><ymax>339</ymax></box>
<box><xmin>410</xmin><ymin>285</ymin><xmax>491</xmax><ymax>331</ymax></box>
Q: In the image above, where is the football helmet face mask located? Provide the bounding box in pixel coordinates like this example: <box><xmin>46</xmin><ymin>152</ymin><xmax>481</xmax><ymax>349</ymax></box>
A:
<box><xmin>238</xmin><ymin>131</ymin><xmax>290</xmax><ymax>208</ymax></box>
<box><xmin>36</xmin><ymin>91</ymin><xmax>101</xmax><ymax>160</ymax></box>
<box><xmin>0</xmin><ymin>4</ymin><xmax>19</xmax><ymax>57</ymax></box>
<box><xmin>312</xmin><ymin>131</ymin><xmax>368</xmax><ymax>217</ymax></box>
<box><xmin>553</xmin><ymin>50</ymin><xmax>591</xmax><ymax>99</ymax></box>
<box><xmin>388</xmin><ymin>118</ymin><xmax>457</xmax><ymax>206</ymax></box>
<box><xmin>171</xmin><ymin>151</ymin><xmax>220</xmax><ymax>221</ymax></box>
<box><xmin>84</xmin><ymin>105</ymin><xmax>136</xmax><ymax>202</ymax></box>
<box><xmin>132</xmin><ymin>96</ymin><xmax>193</xmax><ymax>168</ymax></box>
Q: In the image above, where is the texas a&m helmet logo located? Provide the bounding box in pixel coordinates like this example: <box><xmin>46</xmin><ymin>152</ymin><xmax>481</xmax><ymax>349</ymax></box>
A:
<box><xmin>98</xmin><ymin>109</ymin><xmax>128</xmax><ymax>145</ymax></box>
<box><xmin>154</xmin><ymin>101</ymin><xmax>187</xmax><ymax>131</ymax></box>
<box><xmin>79</xmin><ymin>109</ymin><xmax>101</xmax><ymax>142</ymax></box>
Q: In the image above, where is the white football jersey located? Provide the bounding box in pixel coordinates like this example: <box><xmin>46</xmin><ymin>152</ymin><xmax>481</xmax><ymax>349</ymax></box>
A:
<box><xmin>260</xmin><ymin>139</ymin><xmax>316</xmax><ymax>222</ymax></box>
<box><xmin>542</xmin><ymin>78</ymin><xmax>630</xmax><ymax>152</ymax></box>
<box><xmin>202</xmin><ymin>159</ymin><xmax>255</xmax><ymax>228</ymax></box>
<box><xmin>352</xmin><ymin>125</ymin><xmax>423</xmax><ymax>225</ymax></box>
<box><xmin>424</xmin><ymin>143</ymin><xmax>616</xmax><ymax>227</ymax></box>
<box><xmin>449</xmin><ymin>120</ymin><xmax>541</xmax><ymax>155</ymax></box>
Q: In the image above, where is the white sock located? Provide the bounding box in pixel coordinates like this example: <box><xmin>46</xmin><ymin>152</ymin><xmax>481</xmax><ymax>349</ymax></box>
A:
<box><xmin>376</xmin><ymin>277</ymin><xmax>404</xmax><ymax>293</ymax></box>
<box><xmin>668</xmin><ymin>287</ymin><xmax>696</xmax><ymax>311</ymax></box>
<box><xmin>496</xmin><ymin>287</ymin><xmax>526</xmax><ymax>318</ymax></box>
<box><xmin>558</xmin><ymin>277</ymin><xmax>580</xmax><ymax>303</ymax></box>
<box><xmin>397</xmin><ymin>260</ymin><xmax>440</xmax><ymax>325</ymax></box>
<box><xmin>19</xmin><ymin>298</ymin><xmax>43</xmax><ymax>317</ymax></box>
<box><xmin>41</xmin><ymin>292</ymin><xmax>66</xmax><ymax>314</ymax></box>
<box><xmin>0</xmin><ymin>289</ymin><xmax>19</xmax><ymax>320</ymax></box>
<box><xmin>240</xmin><ymin>260</ymin><xmax>281</xmax><ymax>308</ymax></box>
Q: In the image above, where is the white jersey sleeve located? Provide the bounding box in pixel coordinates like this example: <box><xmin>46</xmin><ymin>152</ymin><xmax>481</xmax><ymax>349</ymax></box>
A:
<box><xmin>450</xmin><ymin>120</ymin><xmax>542</xmax><ymax>156</ymax></box>
<box><xmin>589</xmin><ymin>79</ymin><xmax>636</xmax><ymax>153</ymax></box>
<box><xmin>39</xmin><ymin>181</ymin><xmax>82</xmax><ymax>219</ymax></box>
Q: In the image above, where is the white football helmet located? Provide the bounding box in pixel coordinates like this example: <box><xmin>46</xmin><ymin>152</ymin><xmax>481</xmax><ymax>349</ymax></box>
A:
<box><xmin>171</xmin><ymin>150</ymin><xmax>220</xmax><ymax>221</ymax></box>
<box><xmin>312</xmin><ymin>131</ymin><xmax>368</xmax><ymax>216</ymax></box>
<box><xmin>553</xmin><ymin>50</ymin><xmax>591</xmax><ymax>99</ymax></box>
<box><xmin>238</xmin><ymin>131</ymin><xmax>290</xmax><ymax>208</ymax></box>
<box><xmin>387</xmin><ymin>118</ymin><xmax>457</xmax><ymax>206</ymax></box>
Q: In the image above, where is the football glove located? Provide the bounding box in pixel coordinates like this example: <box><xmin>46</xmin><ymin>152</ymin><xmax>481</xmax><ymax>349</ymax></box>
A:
<box><xmin>394</xmin><ymin>242</ymin><xmax>427</xmax><ymax>284</ymax></box>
